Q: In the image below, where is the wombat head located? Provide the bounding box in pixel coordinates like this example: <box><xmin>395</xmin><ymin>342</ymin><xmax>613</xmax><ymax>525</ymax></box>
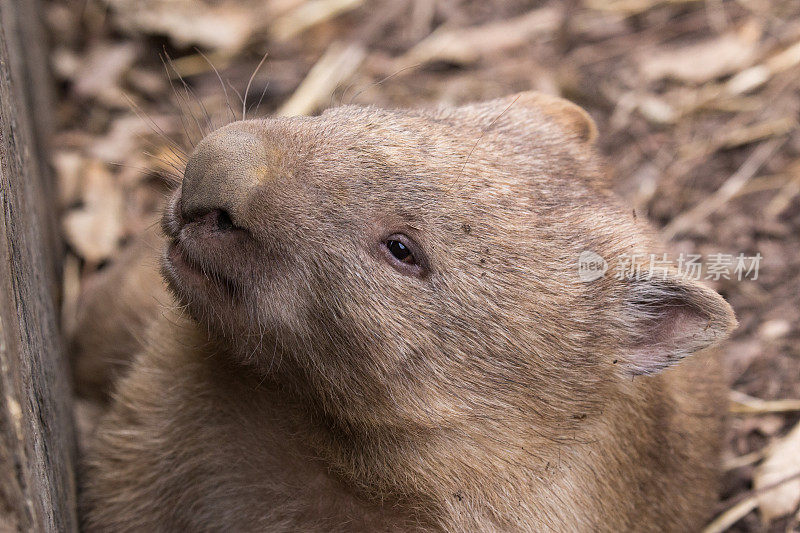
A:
<box><xmin>162</xmin><ymin>92</ymin><xmax>735</xmax><ymax>430</ymax></box>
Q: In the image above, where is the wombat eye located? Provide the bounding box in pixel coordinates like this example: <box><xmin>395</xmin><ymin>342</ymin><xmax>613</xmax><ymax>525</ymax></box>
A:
<box><xmin>380</xmin><ymin>234</ymin><xmax>426</xmax><ymax>277</ymax></box>
<box><xmin>386</xmin><ymin>239</ymin><xmax>414</xmax><ymax>264</ymax></box>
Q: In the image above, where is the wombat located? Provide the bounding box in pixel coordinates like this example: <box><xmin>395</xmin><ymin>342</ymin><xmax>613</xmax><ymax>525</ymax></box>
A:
<box><xmin>81</xmin><ymin>92</ymin><xmax>736</xmax><ymax>532</ymax></box>
<box><xmin>69</xmin><ymin>224</ymin><xmax>168</xmax><ymax>403</ymax></box>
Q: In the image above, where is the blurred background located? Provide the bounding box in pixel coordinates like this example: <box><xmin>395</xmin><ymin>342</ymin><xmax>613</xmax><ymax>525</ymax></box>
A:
<box><xmin>48</xmin><ymin>0</ymin><xmax>799</xmax><ymax>530</ymax></box>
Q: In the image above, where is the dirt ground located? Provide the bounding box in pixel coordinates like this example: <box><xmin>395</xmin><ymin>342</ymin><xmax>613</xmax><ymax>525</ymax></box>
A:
<box><xmin>47</xmin><ymin>0</ymin><xmax>800</xmax><ymax>530</ymax></box>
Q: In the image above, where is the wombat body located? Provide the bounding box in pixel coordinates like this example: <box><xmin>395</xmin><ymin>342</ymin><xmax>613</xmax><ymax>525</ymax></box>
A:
<box><xmin>81</xmin><ymin>93</ymin><xmax>735</xmax><ymax>532</ymax></box>
<box><xmin>69</xmin><ymin>224</ymin><xmax>167</xmax><ymax>403</ymax></box>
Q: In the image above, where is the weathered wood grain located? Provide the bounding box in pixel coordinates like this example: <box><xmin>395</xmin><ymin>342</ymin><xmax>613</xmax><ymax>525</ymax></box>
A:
<box><xmin>0</xmin><ymin>0</ymin><xmax>77</xmax><ymax>531</ymax></box>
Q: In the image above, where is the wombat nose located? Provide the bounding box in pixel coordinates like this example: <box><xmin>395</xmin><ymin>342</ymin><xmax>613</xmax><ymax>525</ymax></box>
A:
<box><xmin>179</xmin><ymin>128</ymin><xmax>267</xmax><ymax>227</ymax></box>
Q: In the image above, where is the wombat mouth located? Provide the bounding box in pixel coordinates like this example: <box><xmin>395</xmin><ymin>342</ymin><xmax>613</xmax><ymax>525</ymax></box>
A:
<box><xmin>164</xmin><ymin>240</ymin><xmax>205</xmax><ymax>285</ymax></box>
<box><xmin>161</xmin><ymin>192</ymin><xmax>243</xmax><ymax>307</ymax></box>
<box><xmin>162</xmin><ymin>237</ymin><xmax>243</xmax><ymax>324</ymax></box>
<box><xmin>164</xmin><ymin>241</ymin><xmax>221</xmax><ymax>295</ymax></box>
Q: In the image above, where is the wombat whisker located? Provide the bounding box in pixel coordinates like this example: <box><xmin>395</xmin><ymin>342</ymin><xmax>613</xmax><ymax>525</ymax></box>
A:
<box><xmin>179</xmin><ymin>81</ymin><xmax>215</xmax><ymax>140</ymax></box>
<box><xmin>182</xmin><ymin>81</ymin><xmax>215</xmax><ymax>137</ymax></box>
<box><xmin>146</xmin><ymin>138</ymin><xmax>188</xmax><ymax>168</ymax></box>
<box><xmin>243</xmin><ymin>51</ymin><xmax>270</xmax><ymax>121</ymax></box>
<box><xmin>163</xmin><ymin>53</ymin><xmax>215</xmax><ymax>138</ymax></box>
<box><xmin>106</xmin><ymin>160</ymin><xmax>181</xmax><ymax>187</ymax></box>
<box><xmin>251</xmin><ymin>80</ymin><xmax>271</xmax><ymax>118</ymax></box>
<box><xmin>123</xmin><ymin>93</ymin><xmax>189</xmax><ymax>158</ymax></box>
<box><xmin>226</xmin><ymin>81</ymin><xmax>246</xmax><ymax>121</ymax></box>
<box><xmin>345</xmin><ymin>62</ymin><xmax>423</xmax><ymax>107</ymax></box>
<box><xmin>448</xmin><ymin>94</ymin><xmax>522</xmax><ymax>201</ymax></box>
<box><xmin>136</xmin><ymin>125</ymin><xmax>188</xmax><ymax>169</ymax></box>
<box><xmin>196</xmin><ymin>48</ymin><xmax>238</xmax><ymax>125</ymax></box>
<box><xmin>158</xmin><ymin>157</ymin><xmax>186</xmax><ymax>181</ymax></box>
<box><xmin>141</xmin><ymin>150</ymin><xmax>185</xmax><ymax>178</ymax></box>
<box><xmin>172</xmin><ymin>85</ymin><xmax>204</xmax><ymax>145</ymax></box>
<box><xmin>159</xmin><ymin>53</ymin><xmax>204</xmax><ymax>147</ymax></box>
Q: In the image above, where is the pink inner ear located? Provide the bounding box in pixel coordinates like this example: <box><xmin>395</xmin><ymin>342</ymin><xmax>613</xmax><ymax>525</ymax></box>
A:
<box><xmin>625</xmin><ymin>306</ymin><xmax>708</xmax><ymax>374</ymax></box>
<box><xmin>650</xmin><ymin>304</ymin><xmax>713</xmax><ymax>349</ymax></box>
<box><xmin>621</xmin><ymin>280</ymin><xmax>735</xmax><ymax>376</ymax></box>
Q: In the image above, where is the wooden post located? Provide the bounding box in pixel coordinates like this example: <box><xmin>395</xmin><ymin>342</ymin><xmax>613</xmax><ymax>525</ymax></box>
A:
<box><xmin>0</xmin><ymin>0</ymin><xmax>78</xmax><ymax>530</ymax></box>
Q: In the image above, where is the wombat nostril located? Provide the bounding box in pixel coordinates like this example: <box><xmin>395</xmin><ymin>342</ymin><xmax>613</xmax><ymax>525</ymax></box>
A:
<box><xmin>216</xmin><ymin>209</ymin><xmax>235</xmax><ymax>232</ymax></box>
<box><xmin>180</xmin><ymin>208</ymin><xmax>239</xmax><ymax>233</ymax></box>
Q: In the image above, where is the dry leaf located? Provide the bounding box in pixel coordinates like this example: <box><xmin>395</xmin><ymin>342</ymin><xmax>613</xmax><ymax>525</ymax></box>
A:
<box><xmin>396</xmin><ymin>7</ymin><xmax>560</xmax><ymax>68</ymax></box>
<box><xmin>758</xmin><ymin>319</ymin><xmax>792</xmax><ymax>340</ymax></box>
<box><xmin>63</xmin><ymin>160</ymin><xmax>124</xmax><ymax>264</ymax></box>
<box><xmin>73</xmin><ymin>42</ymin><xmax>139</xmax><ymax>104</ymax></box>
<box><xmin>52</xmin><ymin>151</ymin><xmax>84</xmax><ymax>207</ymax></box>
<box><xmin>754</xmin><ymin>420</ymin><xmax>800</xmax><ymax>523</ymax></box>
<box><xmin>104</xmin><ymin>0</ymin><xmax>266</xmax><ymax>53</ymax></box>
<box><xmin>90</xmin><ymin>114</ymin><xmax>173</xmax><ymax>164</ymax></box>
<box><xmin>641</xmin><ymin>20</ymin><xmax>762</xmax><ymax>84</ymax></box>
<box><xmin>270</xmin><ymin>0</ymin><xmax>364</xmax><ymax>42</ymax></box>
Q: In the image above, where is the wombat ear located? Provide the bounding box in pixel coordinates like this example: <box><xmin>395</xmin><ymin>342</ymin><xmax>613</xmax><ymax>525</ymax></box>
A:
<box><xmin>511</xmin><ymin>92</ymin><xmax>598</xmax><ymax>145</ymax></box>
<box><xmin>618</xmin><ymin>275</ymin><xmax>737</xmax><ymax>375</ymax></box>
<box><xmin>445</xmin><ymin>91</ymin><xmax>598</xmax><ymax>145</ymax></box>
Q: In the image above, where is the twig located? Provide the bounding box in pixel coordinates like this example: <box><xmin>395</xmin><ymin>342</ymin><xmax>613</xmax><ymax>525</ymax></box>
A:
<box><xmin>765</xmin><ymin>161</ymin><xmax>800</xmax><ymax>217</ymax></box>
<box><xmin>730</xmin><ymin>390</ymin><xmax>800</xmax><ymax>415</ymax></box>
<box><xmin>662</xmin><ymin>138</ymin><xmax>785</xmax><ymax>240</ymax></box>
<box><xmin>196</xmin><ymin>48</ymin><xmax>237</xmax><ymax>124</ymax></box>
<box><xmin>702</xmin><ymin>497</ymin><xmax>759</xmax><ymax>533</ymax></box>
<box><xmin>703</xmin><ymin>471</ymin><xmax>800</xmax><ymax>533</ymax></box>
<box><xmin>723</xmin><ymin>448</ymin><xmax>767</xmax><ymax>471</ymax></box>
<box><xmin>277</xmin><ymin>42</ymin><xmax>365</xmax><ymax>117</ymax></box>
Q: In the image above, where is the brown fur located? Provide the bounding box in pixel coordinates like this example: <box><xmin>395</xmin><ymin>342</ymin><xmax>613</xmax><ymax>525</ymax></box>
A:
<box><xmin>69</xmin><ymin>224</ymin><xmax>168</xmax><ymax>402</ymax></box>
<box><xmin>81</xmin><ymin>93</ymin><xmax>736</xmax><ymax>532</ymax></box>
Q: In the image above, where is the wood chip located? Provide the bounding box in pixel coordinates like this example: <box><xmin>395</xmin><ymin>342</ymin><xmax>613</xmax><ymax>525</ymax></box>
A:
<box><xmin>662</xmin><ymin>138</ymin><xmax>784</xmax><ymax>240</ymax></box>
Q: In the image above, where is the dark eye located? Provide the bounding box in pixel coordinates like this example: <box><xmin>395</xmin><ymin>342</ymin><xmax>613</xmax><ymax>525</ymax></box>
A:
<box><xmin>380</xmin><ymin>233</ymin><xmax>427</xmax><ymax>277</ymax></box>
<box><xmin>386</xmin><ymin>239</ymin><xmax>415</xmax><ymax>264</ymax></box>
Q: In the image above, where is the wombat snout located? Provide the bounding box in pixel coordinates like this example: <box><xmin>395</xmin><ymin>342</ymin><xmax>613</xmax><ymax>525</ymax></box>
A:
<box><xmin>179</xmin><ymin>127</ymin><xmax>267</xmax><ymax>232</ymax></box>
